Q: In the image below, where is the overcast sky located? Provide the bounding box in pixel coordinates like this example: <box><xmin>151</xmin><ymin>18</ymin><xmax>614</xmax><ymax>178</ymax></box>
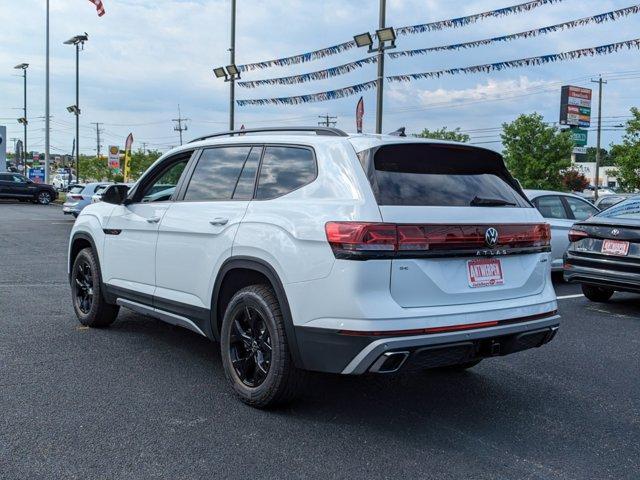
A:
<box><xmin>1</xmin><ymin>0</ymin><xmax>639</xmax><ymax>156</ymax></box>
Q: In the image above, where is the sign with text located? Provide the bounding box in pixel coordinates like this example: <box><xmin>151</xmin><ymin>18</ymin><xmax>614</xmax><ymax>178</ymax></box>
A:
<box><xmin>560</xmin><ymin>86</ymin><xmax>592</xmax><ymax>127</ymax></box>
<box><xmin>570</xmin><ymin>128</ymin><xmax>588</xmax><ymax>147</ymax></box>
<box><xmin>108</xmin><ymin>145</ymin><xmax>120</xmax><ymax>171</ymax></box>
<box><xmin>28</xmin><ymin>167</ymin><xmax>45</xmax><ymax>184</ymax></box>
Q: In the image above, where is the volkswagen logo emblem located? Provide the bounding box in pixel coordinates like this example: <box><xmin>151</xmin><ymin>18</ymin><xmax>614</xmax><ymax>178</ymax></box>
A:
<box><xmin>611</xmin><ymin>228</ymin><xmax>620</xmax><ymax>237</ymax></box>
<box><xmin>485</xmin><ymin>228</ymin><xmax>499</xmax><ymax>247</ymax></box>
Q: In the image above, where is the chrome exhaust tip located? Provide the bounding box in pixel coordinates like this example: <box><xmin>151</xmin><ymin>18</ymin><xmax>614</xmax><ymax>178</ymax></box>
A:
<box><xmin>369</xmin><ymin>351</ymin><xmax>410</xmax><ymax>373</ymax></box>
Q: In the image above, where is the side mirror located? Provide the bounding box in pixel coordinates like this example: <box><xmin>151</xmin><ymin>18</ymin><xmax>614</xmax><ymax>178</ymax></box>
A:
<box><xmin>102</xmin><ymin>184</ymin><xmax>130</xmax><ymax>205</ymax></box>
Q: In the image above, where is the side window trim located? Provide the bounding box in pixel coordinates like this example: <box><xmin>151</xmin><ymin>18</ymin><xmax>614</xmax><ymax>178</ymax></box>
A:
<box><xmin>254</xmin><ymin>144</ymin><xmax>318</xmax><ymax>201</ymax></box>
<box><xmin>176</xmin><ymin>144</ymin><xmax>264</xmax><ymax>202</ymax></box>
<box><xmin>558</xmin><ymin>195</ymin><xmax>577</xmax><ymax>220</ymax></box>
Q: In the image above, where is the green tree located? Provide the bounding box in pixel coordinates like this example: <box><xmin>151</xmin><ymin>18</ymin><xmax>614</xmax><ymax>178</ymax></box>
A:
<box><xmin>576</xmin><ymin>147</ymin><xmax>615</xmax><ymax>166</ymax></box>
<box><xmin>501</xmin><ymin>113</ymin><xmax>573</xmax><ymax>190</ymax></box>
<box><xmin>613</xmin><ymin>107</ymin><xmax>640</xmax><ymax>192</ymax></box>
<box><xmin>415</xmin><ymin>127</ymin><xmax>470</xmax><ymax>143</ymax></box>
<box><xmin>128</xmin><ymin>149</ymin><xmax>161</xmax><ymax>181</ymax></box>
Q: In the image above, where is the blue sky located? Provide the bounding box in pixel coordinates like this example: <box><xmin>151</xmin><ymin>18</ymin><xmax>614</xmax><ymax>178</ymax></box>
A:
<box><xmin>1</xmin><ymin>0</ymin><xmax>639</xmax><ymax>155</ymax></box>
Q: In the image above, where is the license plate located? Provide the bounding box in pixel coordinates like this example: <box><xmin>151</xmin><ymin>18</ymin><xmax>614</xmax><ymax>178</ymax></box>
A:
<box><xmin>467</xmin><ymin>258</ymin><xmax>504</xmax><ymax>288</ymax></box>
<box><xmin>601</xmin><ymin>239</ymin><xmax>629</xmax><ymax>256</ymax></box>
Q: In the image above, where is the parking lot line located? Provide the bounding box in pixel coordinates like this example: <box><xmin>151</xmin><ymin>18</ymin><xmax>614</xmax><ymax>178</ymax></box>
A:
<box><xmin>557</xmin><ymin>294</ymin><xmax>585</xmax><ymax>300</ymax></box>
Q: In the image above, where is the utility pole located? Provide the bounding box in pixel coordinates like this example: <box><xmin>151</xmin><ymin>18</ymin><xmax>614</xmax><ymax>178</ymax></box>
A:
<box><xmin>172</xmin><ymin>105</ymin><xmax>189</xmax><ymax>146</ymax></box>
<box><xmin>591</xmin><ymin>75</ymin><xmax>607</xmax><ymax>201</ymax></box>
<box><xmin>376</xmin><ymin>0</ymin><xmax>386</xmax><ymax>134</ymax></box>
<box><xmin>141</xmin><ymin>142</ymin><xmax>148</xmax><ymax>155</ymax></box>
<box><xmin>318</xmin><ymin>114</ymin><xmax>338</xmax><ymax>127</ymax></box>
<box><xmin>45</xmin><ymin>0</ymin><xmax>50</xmax><ymax>183</ymax></box>
<box><xmin>229</xmin><ymin>0</ymin><xmax>236</xmax><ymax>130</ymax></box>
<box><xmin>91</xmin><ymin>122</ymin><xmax>102</xmax><ymax>160</ymax></box>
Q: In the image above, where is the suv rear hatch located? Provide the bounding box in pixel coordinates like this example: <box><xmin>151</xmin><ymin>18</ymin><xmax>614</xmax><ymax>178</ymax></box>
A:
<box><xmin>357</xmin><ymin>142</ymin><xmax>549</xmax><ymax>308</ymax></box>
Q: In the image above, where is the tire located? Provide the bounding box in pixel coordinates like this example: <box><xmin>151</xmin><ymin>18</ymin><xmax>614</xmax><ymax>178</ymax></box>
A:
<box><xmin>220</xmin><ymin>284</ymin><xmax>305</xmax><ymax>408</ymax></box>
<box><xmin>435</xmin><ymin>359</ymin><xmax>482</xmax><ymax>372</ymax></box>
<box><xmin>71</xmin><ymin>247</ymin><xmax>119</xmax><ymax>327</ymax></box>
<box><xmin>581</xmin><ymin>284</ymin><xmax>614</xmax><ymax>303</ymax></box>
<box><xmin>37</xmin><ymin>191</ymin><xmax>52</xmax><ymax>205</ymax></box>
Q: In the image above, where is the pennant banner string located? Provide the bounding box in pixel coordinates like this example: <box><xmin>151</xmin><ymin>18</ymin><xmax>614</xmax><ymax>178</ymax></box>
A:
<box><xmin>237</xmin><ymin>38</ymin><xmax>640</xmax><ymax>106</ymax></box>
<box><xmin>237</xmin><ymin>0</ymin><xmax>563</xmax><ymax>72</ymax></box>
<box><xmin>387</xmin><ymin>38</ymin><xmax>640</xmax><ymax>82</ymax></box>
<box><xmin>237</xmin><ymin>5</ymin><xmax>640</xmax><ymax>88</ymax></box>
<box><xmin>390</xmin><ymin>4</ymin><xmax>640</xmax><ymax>58</ymax></box>
<box><xmin>238</xmin><ymin>57</ymin><xmax>378</xmax><ymax>88</ymax></box>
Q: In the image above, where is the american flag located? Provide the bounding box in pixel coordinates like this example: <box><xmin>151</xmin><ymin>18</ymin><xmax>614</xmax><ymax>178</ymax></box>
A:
<box><xmin>88</xmin><ymin>0</ymin><xmax>106</xmax><ymax>17</ymax></box>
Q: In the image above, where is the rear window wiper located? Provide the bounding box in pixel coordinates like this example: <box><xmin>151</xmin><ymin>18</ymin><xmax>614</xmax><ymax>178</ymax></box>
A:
<box><xmin>470</xmin><ymin>196</ymin><xmax>517</xmax><ymax>207</ymax></box>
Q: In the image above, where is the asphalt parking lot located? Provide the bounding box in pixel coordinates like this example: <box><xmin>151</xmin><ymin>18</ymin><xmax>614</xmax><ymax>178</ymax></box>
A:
<box><xmin>1</xmin><ymin>202</ymin><xmax>639</xmax><ymax>480</ymax></box>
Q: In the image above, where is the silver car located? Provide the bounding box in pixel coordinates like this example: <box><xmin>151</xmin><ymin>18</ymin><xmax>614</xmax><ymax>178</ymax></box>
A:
<box><xmin>525</xmin><ymin>190</ymin><xmax>599</xmax><ymax>271</ymax></box>
<box><xmin>63</xmin><ymin>182</ymin><xmax>112</xmax><ymax>217</ymax></box>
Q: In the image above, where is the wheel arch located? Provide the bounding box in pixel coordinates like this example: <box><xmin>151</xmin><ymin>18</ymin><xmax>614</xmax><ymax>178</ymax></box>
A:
<box><xmin>69</xmin><ymin>232</ymin><xmax>98</xmax><ymax>281</ymax></box>
<box><xmin>211</xmin><ymin>256</ymin><xmax>304</xmax><ymax>369</ymax></box>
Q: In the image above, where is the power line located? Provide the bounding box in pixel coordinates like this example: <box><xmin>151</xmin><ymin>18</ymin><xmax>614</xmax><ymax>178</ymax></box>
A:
<box><xmin>318</xmin><ymin>114</ymin><xmax>338</xmax><ymax>127</ymax></box>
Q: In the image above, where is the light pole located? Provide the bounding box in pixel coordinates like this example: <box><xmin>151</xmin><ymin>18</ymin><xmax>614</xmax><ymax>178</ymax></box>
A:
<box><xmin>64</xmin><ymin>34</ymin><xmax>88</xmax><ymax>182</ymax></box>
<box><xmin>14</xmin><ymin>63</ymin><xmax>28</xmax><ymax>168</ymax></box>
<box><xmin>354</xmin><ymin>0</ymin><xmax>396</xmax><ymax>134</ymax></box>
<box><xmin>214</xmin><ymin>65</ymin><xmax>241</xmax><ymax>130</ymax></box>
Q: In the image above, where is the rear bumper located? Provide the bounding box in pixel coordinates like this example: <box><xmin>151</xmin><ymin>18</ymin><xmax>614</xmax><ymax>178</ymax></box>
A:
<box><xmin>295</xmin><ymin>313</ymin><xmax>560</xmax><ymax>374</ymax></box>
<box><xmin>564</xmin><ymin>252</ymin><xmax>640</xmax><ymax>293</ymax></box>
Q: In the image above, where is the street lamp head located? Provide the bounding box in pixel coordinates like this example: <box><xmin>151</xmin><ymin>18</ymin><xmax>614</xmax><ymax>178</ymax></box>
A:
<box><xmin>67</xmin><ymin>105</ymin><xmax>80</xmax><ymax>115</ymax></box>
<box><xmin>376</xmin><ymin>27</ymin><xmax>396</xmax><ymax>43</ymax></box>
<box><xmin>213</xmin><ymin>67</ymin><xmax>228</xmax><ymax>79</ymax></box>
<box><xmin>64</xmin><ymin>33</ymin><xmax>89</xmax><ymax>45</ymax></box>
<box><xmin>354</xmin><ymin>32</ymin><xmax>373</xmax><ymax>48</ymax></box>
<box><xmin>14</xmin><ymin>63</ymin><xmax>29</xmax><ymax>70</ymax></box>
<box><xmin>17</xmin><ymin>118</ymin><xmax>28</xmax><ymax>125</ymax></box>
<box><xmin>226</xmin><ymin>64</ymin><xmax>240</xmax><ymax>76</ymax></box>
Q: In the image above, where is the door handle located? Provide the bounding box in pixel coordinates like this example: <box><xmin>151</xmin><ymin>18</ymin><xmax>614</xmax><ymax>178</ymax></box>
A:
<box><xmin>146</xmin><ymin>216</ymin><xmax>161</xmax><ymax>224</ymax></box>
<box><xmin>210</xmin><ymin>218</ymin><xmax>229</xmax><ymax>226</ymax></box>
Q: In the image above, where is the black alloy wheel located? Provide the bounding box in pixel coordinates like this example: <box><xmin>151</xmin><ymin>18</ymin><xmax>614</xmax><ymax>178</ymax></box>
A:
<box><xmin>74</xmin><ymin>261</ymin><xmax>94</xmax><ymax>315</ymax></box>
<box><xmin>229</xmin><ymin>305</ymin><xmax>273</xmax><ymax>387</ymax></box>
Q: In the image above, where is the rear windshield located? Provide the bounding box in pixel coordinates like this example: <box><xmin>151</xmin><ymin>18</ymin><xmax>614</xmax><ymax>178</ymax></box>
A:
<box><xmin>69</xmin><ymin>185</ymin><xmax>85</xmax><ymax>194</ymax></box>
<box><xmin>358</xmin><ymin>143</ymin><xmax>530</xmax><ymax>207</ymax></box>
<box><xmin>597</xmin><ymin>196</ymin><xmax>640</xmax><ymax>219</ymax></box>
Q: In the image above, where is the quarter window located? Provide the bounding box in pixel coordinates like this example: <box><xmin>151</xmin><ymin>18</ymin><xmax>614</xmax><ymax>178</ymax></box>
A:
<box><xmin>184</xmin><ymin>146</ymin><xmax>260</xmax><ymax>201</ymax></box>
<box><xmin>255</xmin><ymin>146</ymin><xmax>316</xmax><ymax>200</ymax></box>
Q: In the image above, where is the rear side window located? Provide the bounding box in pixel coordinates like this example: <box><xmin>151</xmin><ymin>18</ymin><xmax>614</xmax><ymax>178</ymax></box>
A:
<box><xmin>255</xmin><ymin>146</ymin><xmax>316</xmax><ymax>200</ymax></box>
<box><xmin>185</xmin><ymin>146</ymin><xmax>260</xmax><ymax>201</ymax></box>
<box><xmin>597</xmin><ymin>197</ymin><xmax>640</xmax><ymax>220</ymax></box>
<box><xmin>69</xmin><ymin>185</ymin><xmax>85</xmax><ymax>194</ymax></box>
<box><xmin>359</xmin><ymin>143</ymin><xmax>529</xmax><ymax>207</ymax></box>
<box><xmin>534</xmin><ymin>196</ymin><xmax>568</xmax><ymax>219</ymax></box>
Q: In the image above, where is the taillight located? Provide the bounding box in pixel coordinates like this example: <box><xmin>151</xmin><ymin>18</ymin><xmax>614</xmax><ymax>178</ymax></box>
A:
<box><xmin>325</xmin><ymin>222</ymin><xmax>396</xmax><ymax>256</ymax></box>
<box><xmin>325</xmin><ymin>222</ymin><xmax>551</xmax><ymax>260</ymax></box>
<box><xmin>568</xmin><ymin>229</ymin><xmax>589</xmax><ymax>243</ymax></box>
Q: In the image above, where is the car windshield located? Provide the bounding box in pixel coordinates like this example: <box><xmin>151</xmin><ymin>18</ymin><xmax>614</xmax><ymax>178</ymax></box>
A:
<box><xmin>596</xmin><ymin>196</ymin><xmax>640</xmax><ymax>220</ymax></box>
<box><xmin>94</xmin><ymin>185</ymin><xmax>109</xmax><ymax>195</ymax></box>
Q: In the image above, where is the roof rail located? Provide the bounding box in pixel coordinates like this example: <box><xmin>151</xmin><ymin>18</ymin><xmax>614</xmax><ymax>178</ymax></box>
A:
<box><xmin>189</xmin><ymin>126</ymin><xmax>349</xmax><ymax>143</ymax></box>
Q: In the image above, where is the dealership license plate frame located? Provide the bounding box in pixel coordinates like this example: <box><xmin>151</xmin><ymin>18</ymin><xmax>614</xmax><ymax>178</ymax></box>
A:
<box><xmin>467</xmin><ymin>258</ymin><xmax>504</xmax><ymax>288</ymax></box>
<box><xmin>601</xmin><ymin>239</ymin><xmax>630</xmax><ymax>256</ymax></box>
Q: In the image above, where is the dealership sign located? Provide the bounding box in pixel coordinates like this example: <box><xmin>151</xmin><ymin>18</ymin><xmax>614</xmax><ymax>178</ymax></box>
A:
<box><xmin>560</xmin><ymin>86</ymin><xmax>592</xmax><ymax>127</ymax></box>
<box><xmin>570</xmin><ymin>128</ymin><xmax>588</xmax><ymax>147</ymax></box>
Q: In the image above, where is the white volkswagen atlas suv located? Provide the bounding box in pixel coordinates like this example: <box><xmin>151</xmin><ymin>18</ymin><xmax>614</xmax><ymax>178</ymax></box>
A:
<box><xmin>68</xmin><ymin>127</ymin><xmax>559</xmax><ymax>407</ymax></box>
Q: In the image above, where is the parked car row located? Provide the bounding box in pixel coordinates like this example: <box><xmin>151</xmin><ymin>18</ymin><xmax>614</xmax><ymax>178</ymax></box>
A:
<box><xmin>62</xmin><ymin>183</ymin><xmax>113</xmax><ymax>218</ymax></box>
